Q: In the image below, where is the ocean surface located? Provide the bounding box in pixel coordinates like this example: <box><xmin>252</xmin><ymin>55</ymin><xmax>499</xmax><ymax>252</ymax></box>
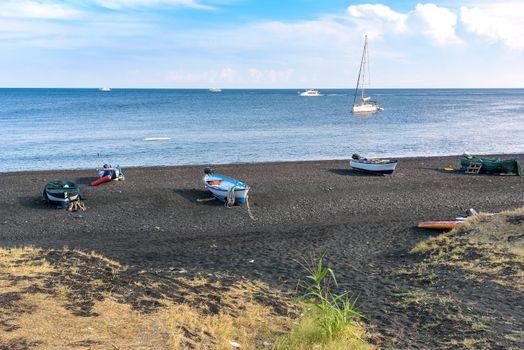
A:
<box><xmin>0</xmin><ymin>88</ymin><xmax>523</xmax><ymax>172</ymax></box>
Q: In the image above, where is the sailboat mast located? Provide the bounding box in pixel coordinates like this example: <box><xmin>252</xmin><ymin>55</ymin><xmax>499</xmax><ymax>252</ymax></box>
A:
<box><xmin>353</xmin><ymin>35</ymin><xmax>368</xmax><ymax>104</ymax></box>
<box><xmin>362</xmin><ymin>35</ymin><xmax>368</xmax><ymax>101</ymax></box>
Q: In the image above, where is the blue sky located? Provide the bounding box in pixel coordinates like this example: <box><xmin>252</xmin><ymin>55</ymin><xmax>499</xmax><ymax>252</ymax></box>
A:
<box><xmin>0</xmin><ymin>0</ymin><xmax>523</xmax><ymax>88</ymax></box>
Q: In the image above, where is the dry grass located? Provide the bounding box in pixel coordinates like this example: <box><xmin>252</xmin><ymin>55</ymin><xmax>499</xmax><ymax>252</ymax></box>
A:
<box><xmin>273</xmin><ymin>311</ymin><xmax>372</xmax><ymax>350</ymax></box>
<box><xmin>0</xmin><ymin>247</ymin><xmax>373</xmax><ymax>349</ymax></box>
<box><xmin>391</xmin><ymin>290</ymin><xmax>432</xmax><ymax>307</ymax></box>
<box><xmin>411</xmin><ymin>207</ymin><xmax>524</xmax><ymax>291</ymax></box>
<box><xmin>0</xmin><ymin>246</ymin><xmax>299</xmax><ymax>349</ymax></box>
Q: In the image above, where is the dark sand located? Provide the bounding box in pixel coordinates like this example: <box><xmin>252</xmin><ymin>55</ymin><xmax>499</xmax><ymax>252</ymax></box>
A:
<box><xmin>1</xmin><ymin>155</ymin><xmax>523</xmax><ymax>348</ymax></box>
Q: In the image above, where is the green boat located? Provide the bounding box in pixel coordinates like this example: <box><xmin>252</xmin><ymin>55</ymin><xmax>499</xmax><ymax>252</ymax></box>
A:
<box><xmin>460</xmin><ymin>155</ymin><xmax>521</xmax><ymax>176</ymax></box>
<box><xmin>43</xmin><ymin>181</ymin><xmax>81</xmax><ymax>207</ymax></box>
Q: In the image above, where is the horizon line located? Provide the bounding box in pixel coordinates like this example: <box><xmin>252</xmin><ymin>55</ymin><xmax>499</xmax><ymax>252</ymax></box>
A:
<box><xmin>1</xmin><ymin>87</ymin><xmax>524</xmax><ymax>90</ymax></box>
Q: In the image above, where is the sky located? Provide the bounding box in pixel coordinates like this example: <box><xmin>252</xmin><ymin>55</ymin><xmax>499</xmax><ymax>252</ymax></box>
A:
<box><xmin>0</xmin><ymin>0</ymin><xmax>523</xmax><ymax>88</ymax></box>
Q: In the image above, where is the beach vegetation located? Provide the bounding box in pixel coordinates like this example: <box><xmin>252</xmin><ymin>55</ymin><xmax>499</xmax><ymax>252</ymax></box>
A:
<box><xmin>391</xmin><ymin>289</ymin><xmax>431</xmax><ymax>307</ymax></box>
<box><xmin>462</xmin><ymin>337</ymin><xmax>487</xmax><ymax>349</ymax></box>
<box><xmin>274</xmin><ymin>256</ymin><xmax>371</xmax><ymax>350</ymax></box>
<box><xmin>397</xmin><ymin>207</ymin><xmax>524</xmax><ymax>348</ymax></box>
<box><xmin>503</xmin><ymin>330</ymin><xmax>524</xmax><ymax>343</ymax></box>
<box><xmin>410</xmin><ymin>207</ymin><xmax>524</xmax><ymax>291</ymax></box>
<box><xmin>0</xmin><ymin>246</ymin><xmax>299</xmax><ymax>349</ymax></box>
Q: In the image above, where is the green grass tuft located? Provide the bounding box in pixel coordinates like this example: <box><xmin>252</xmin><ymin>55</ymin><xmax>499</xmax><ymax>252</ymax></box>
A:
<box><xmin>274</xmin><ymin>256</ymin><xmax>371</xmax><ymax>350</ymax></box>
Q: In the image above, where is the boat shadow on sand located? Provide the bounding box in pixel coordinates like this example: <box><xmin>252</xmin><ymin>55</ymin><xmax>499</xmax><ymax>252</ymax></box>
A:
<box><xmin>430</xmin><ymin>168</ymin><xmax>512</xmax><ymax>176</ymax></box>
<box><xmin>325</xmin><ymin>168</ymin><xmax>388</xmax><ymax>177</ymax></box>
<box><xmin>173</xmin><ymin>188</ymin><xmax>223</xmax><ymax>206</ymax></box>
<box><xmin>74</xmin><ymin>176</ymin><xmax>99</xmax><ymax>185</ymax></box>
<box><xmin>18</xmin><ymin>196</ymin><xmax>51</xmax><ymax>210</ymax></box>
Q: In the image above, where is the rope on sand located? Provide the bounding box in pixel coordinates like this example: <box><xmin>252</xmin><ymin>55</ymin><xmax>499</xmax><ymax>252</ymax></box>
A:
<box><xmin>198</xmin><ymin>187</ymin><xmax>256</xmax><ymax>221</ymax></box>
<box><xmin>66</xmin><ymin>198</ymin><xmax>86</xmax><ymax>212</ymax></box>
<box><xmin>196</xmin><ymin>197</ymin><xmax>216</xmax><ymax>202</ymax></box>
<box><xmin>225</xmin><ymin>186</ymin><xmax>237</xmax><ymax>208</ymax></box>
<box><xmin>245</xmin><ymin>194</ymin><xmax>257</xmax><ymax>221</ymax></box>
<box><xmin>226</xmin><ymin>187</ymin><xmax>257</xmax><ymax>221</ymax></box>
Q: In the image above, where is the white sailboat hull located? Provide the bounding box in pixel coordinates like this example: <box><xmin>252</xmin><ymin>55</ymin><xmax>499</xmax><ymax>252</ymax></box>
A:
<box><xmin>352</xmin><ymin>103</ymin><xmax>379</xmax><ymax>113</ymax></box>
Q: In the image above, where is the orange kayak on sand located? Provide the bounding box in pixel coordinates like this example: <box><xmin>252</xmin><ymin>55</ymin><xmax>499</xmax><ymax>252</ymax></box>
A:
<box><xmin>417</xmin><ymin>221</ymin><xmax>464</xmax><ymax>230</ymax></box>
<box><xmin>90</xmin><ymin>175</ymin><xmax>112</xmax><ymax>187</ymax></box>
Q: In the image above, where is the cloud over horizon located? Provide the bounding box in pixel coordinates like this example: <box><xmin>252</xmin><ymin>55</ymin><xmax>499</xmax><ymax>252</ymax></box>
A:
<box><xmin>460</xmin><ymin>3</ymin><xmax>524</xmax><ymax>49</ymax></box>
<box><xmin>0</xmin><ymin>1</ymin><xmax>523</xmax><ymax>88</ymax></box>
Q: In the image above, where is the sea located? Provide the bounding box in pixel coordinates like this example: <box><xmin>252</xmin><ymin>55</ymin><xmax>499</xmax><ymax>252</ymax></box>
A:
<box><xmin>0</xmin><ymin>88</ymin><xmax>523</xmax><ymax>172</ymax></box>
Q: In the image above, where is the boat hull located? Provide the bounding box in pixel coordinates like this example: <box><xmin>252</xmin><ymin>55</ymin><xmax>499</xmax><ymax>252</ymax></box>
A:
<box><xmin>352</xmin><ymin>103</ymin><xmax>379</xmax><ymax>113</ymax></box>
<box><xmin>91</xmin><ymin>175</ymin><xmax>112</xmax><ymax>187</ymax></box>
<box><xmin>203</xmin><ymin>174</ymin><xmax>250</xmax><ymax>204</ymax></box>
<box><xmin>418</xmin><ymin>221</ymin><xmax>463</xmax><ymax>230</ymax></box>
<box><xmin>205</xmin><ymin>186</ymin><xmax>249</xmax><ymax>204</ymax></box>
<box><xmin>349</xmin><ymin>160</ymin><xmax>397</xmax><ymax>174</ymax></box>
<box><xmin>43</xmin><ymin>181</ymin><xmax>81</xmax><ymax>206</ymax></box>
<box><xmin>299</xmin><ymin>89</ymin><xmax>321</xmax><ymax>96</ymax></box>
<box><xmin>460</xmin><ymin>156</ymin><xmax>521</xmax><ymax>176</ymax></box>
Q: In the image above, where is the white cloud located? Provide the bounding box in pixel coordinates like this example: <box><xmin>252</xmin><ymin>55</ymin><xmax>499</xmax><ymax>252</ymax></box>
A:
<box><xmin>347</xmin><ymin>3</ymin><xmax>408</xmax><ymax>38</ymax></box>
<box><xmin>460</xmin><ymin>3</ymin><xmax>524</xmax><ymax>49</ymax></box>
<box><xmin>0</xmin><ymin>0</ymin><xmax>214</xmax><ymax>22</ymax></box>
<box><xmin>411</xmin><ymin>3</ymin><xmax>460</xmax><ymax>45</ymax></box>
<box><xmin>94</xmin><ymin>0</ymin><xmax>213</xmax><ymax>10</ymax></box>
<box><xmin>168</xmin><ymin>18</ymin><xmax>355</xmax><ymax>60</ymax></box>
<box><xmin>1</xmin><ymin>1</ymin><xmax>523</xmax><ymax>88</ymax></box>
<box><xmin>347</xmin><ymin>3</ymin><xmax>460</xmax><ymax>45</ymax></box>
<box><xmin>217</xmin><ymin>67</ymin><xmax>236</xmax><ymax>82</ymax></box>
<box><xmin>166</xmin><ymin>70</ymin><xmax>197</xmax><ymax>82</ymax></box>
<box><xmin>166</xmin><ymin>68</ymin><xmax>238</xmax><ymax>84</ymax></box>
<box><xmin>247</xmin><ymin>68</ymin><xmax>294</xmax><ymax>84</ymax></box>
<box><xmin>0</xmin><ymin>1</ymin><xmax>80</xmax><ymax>19</ymax></box>
<box><xmin>165</xmin><ymin>67</ymin><xmax>296</xmax><ymax>86</ymax></box>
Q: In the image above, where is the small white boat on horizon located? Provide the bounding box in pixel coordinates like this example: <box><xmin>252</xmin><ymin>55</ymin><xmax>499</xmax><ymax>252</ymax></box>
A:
<box><xmin>143</xmin><ymin>137</ymin><xmax>171</xmax><ymax>141</ymax></box>
<box><xmin>209</xmin><ymin>88</ymin><xmax>222</xmax><ymax>93</ymax></box>
<box><xmin>299</xmin><ymin>89</ymin><xmax>321</xmax><ymax>97</ymax></box>
<box><xmin>99</xmin><ymin>87</ymin><xmax>111</xmax><ymax>91</ymax></box>
<box><xmin>352</xmin><ymin>35</ymin><xmax>382</xmax><ymax>113</ymax></box>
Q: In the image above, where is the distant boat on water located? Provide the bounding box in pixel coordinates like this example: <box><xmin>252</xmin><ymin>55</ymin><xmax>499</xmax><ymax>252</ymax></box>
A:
<box><xmin>299</xmin><ymin>89</ymin><xmax>321</xmax><ymax>96</ymax></box>
<box><xmin>99</xmin><ymin>87</ymin><xmax>111</xmax><ymax>91</ymax></box>
<box><xmin>143</xmin><ymin>137</ymin><xmax>171</xmax><ymax>141</ymax></box>
<box><xmin>352</xmin><ymin>35</ymin><xmax>382</xmax><ymax>113</ymax></box>
<box><xmin>209</xmin><ymin>88</ymin><xmax>222</xmax><ymax>93</ymax></box>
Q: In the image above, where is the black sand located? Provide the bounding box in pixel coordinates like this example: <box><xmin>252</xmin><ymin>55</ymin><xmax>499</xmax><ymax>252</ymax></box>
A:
<box><xmin>1</xmin><ymin>155</ymin><xmax>523</xmax><ymax>348</ymax></box>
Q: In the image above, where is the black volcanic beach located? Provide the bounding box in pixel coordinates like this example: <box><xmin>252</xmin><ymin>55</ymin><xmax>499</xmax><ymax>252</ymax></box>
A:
<box><xmin>1</xmin><ymin>155</ymin><xmax>523</xmax><ymax>349</ymax></box>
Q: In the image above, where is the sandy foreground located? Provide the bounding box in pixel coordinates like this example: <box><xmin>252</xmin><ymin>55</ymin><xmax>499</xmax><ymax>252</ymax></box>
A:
<box><xmin>0</xmin><ymin>154</ymin><xmax>523</xmax><ymax>348</ymax></box>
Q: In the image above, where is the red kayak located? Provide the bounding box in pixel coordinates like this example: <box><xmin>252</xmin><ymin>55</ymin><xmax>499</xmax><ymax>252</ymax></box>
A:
<box><xmin>90</xmin><ymin>175</ymin><xmax>112</xmax><ymax>187</ymax></box>
<box><xmin>417</xmin><ymin>221</ymin><xmax>464</xmax><ymax>230</ymax></box>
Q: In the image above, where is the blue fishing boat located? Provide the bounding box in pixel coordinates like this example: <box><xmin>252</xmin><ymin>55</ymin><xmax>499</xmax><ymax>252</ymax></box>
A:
<box><xmin>203</xmin><ymin>167</ymin><xmax>250</xmax><ymax>205</ymax></box>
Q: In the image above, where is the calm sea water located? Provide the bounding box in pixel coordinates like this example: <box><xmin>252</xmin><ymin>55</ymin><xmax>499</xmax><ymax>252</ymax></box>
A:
<box><xmin>0</xmin><ymin>88</ymin><xmax>523</xmax><ymax>172</ymax></box>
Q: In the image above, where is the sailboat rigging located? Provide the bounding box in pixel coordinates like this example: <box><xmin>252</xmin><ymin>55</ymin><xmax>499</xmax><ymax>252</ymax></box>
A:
<box><xmin>352</xmin><ymin>35</ymin><xmax>382</xmax><ymax>113</ymax></box>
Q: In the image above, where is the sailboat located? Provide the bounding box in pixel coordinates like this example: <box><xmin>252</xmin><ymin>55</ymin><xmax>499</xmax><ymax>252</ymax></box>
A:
<box><xmin>352</xmin><ymin>35</ymin><xmax>382</xmax><ymax>113</ymax></box>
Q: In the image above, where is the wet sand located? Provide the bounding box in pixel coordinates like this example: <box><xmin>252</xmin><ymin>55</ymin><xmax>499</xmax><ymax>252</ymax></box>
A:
<box><xmin>1</xmin><ymin>154</ymin><xmax>523</xmax><ymax>348</ymax></box>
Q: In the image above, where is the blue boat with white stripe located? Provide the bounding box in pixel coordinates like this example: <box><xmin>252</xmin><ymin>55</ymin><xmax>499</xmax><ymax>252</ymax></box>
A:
<box><xmin>203</xmin><ymin>167</ymin><xmax>250</xmax><ymax>205</ymax></box>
